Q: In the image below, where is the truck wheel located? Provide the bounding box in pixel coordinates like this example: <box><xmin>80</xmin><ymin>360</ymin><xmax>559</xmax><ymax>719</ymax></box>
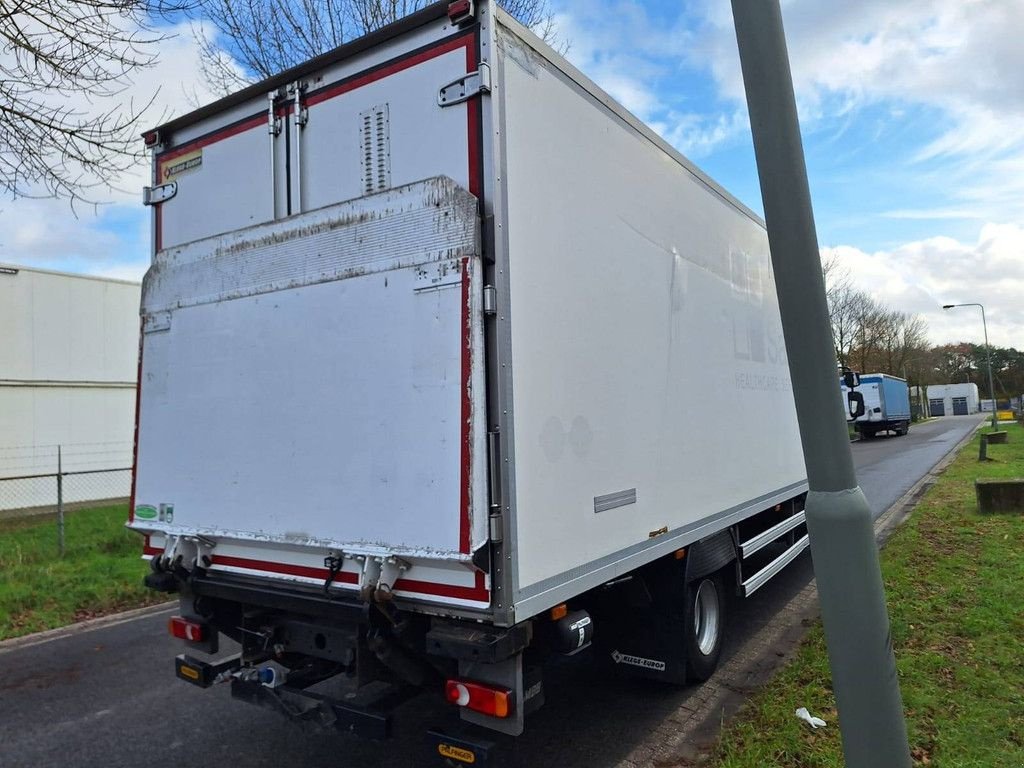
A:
<box><xmin>684</xmin><ymin>572</ymin><xmax>726</xmax><ymax>682</ymax></box>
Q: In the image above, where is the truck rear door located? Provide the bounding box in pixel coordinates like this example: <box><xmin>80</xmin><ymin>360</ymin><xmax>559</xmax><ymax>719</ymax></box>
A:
<box><xmin>132</xmin><ymin>20</ymin><xmax>491</xmax><ymax>611</ymax></box>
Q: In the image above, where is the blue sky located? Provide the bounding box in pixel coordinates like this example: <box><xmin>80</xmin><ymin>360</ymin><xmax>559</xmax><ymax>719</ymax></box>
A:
<box><xmin>3</xmin><ymin>0</ymin><xmax>1022</xmax><ymax>346</ymax></box>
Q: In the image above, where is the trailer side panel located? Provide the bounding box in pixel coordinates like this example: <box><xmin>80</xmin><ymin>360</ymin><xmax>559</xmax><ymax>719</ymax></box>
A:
<box><xmin>496</xmin><ymin>23</ymin><xmax>806</xmax><ymax>618</ymax></box>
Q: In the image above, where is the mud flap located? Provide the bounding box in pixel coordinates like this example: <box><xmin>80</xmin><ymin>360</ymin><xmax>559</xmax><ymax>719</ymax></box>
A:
<box><xmin>595</xmin><ymin>606</ymin><xmax>690</xmax><ymax>685</ymax></box>
<box><xmin>589</xmin><ymin>556</ymin><xmax>691</xmax><ymax>684</ymax></box>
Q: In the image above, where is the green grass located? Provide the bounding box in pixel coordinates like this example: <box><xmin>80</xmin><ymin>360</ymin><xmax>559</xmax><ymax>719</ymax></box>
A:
<box><xmin>711</xmin><ymin>422</ymin><xmax>1024</xmax><ymax>767</ymax></box>
<box><xmin>0</xmin><ymin>504</ymin><xmax>164</xmax><ymax>640</ymax></box>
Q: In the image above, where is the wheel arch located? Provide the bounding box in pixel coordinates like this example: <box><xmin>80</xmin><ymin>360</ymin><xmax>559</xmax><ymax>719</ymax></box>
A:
<box><xmin>683</xmin><ymin>529</ymin><xmax>737</xmax><ymax>583</ymax></box>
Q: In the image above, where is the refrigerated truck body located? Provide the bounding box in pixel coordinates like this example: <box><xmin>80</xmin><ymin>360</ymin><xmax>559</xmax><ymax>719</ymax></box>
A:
<box><xmin>842</xmin><ymin>373</ymin><xmax>911</xmax><ymax>438</ymax></box>
<box><xmin>130</xmin><ymin>1</ymin><xmax>809</xmax><ymax>756</ymax></box>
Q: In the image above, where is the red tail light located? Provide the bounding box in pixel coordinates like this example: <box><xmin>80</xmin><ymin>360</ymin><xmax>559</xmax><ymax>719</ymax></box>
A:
<box><xmin>444</xmin><ymin>678</ymin><xmax>513</xmax><ymax>718</ymax></box>
<box><xmin>168</xmin><ymin>616</ymin><xmax>207</xmax><ymax>642</ymax></box>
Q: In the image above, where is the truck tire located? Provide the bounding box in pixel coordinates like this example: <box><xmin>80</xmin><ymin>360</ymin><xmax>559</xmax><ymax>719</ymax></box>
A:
<box><xmin>684</xmin><ymin>571</ymin><xmax>726</xmax><ymax>682</ymax></box>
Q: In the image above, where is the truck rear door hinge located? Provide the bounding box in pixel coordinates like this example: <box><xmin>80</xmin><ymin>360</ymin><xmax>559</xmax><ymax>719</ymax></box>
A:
<box><xmin>143</xmin><ymin>182</ymin><xmax>177</xmax><ymax>206</ymax></box>
<box><xmin>487</xmin><ymin>430</ymin><xmax>503</xmax><ymax>543</ymax></box>
<box><xmin>488</xmin><ymin>513</ymin><xmax>503</xmax><ymax>544</ymax></box>
<box><xmin>289</xmin><ymin>81</ymin><xmax>309</xmax><ymax>127</ymax></box>
<box><xmin>483</xmin><ymin>285</ymin><xmax>497</xmax><ymax>315</ymax></box>
<box><xmin>267</xmin><ymin>91</ymin><xmax>282</xmax><ymax>136</ymax></box>
<box><xmin>438</xmin><ymin>62</ymin><xmax>491</xmax><ymax>107</ymax></box>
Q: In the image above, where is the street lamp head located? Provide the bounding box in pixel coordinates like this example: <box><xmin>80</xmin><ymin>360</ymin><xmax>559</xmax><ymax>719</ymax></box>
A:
<box><xmin>942</xmin><ymin>304</ymin><xmax>955</xmax><ymax>310</ymax></box>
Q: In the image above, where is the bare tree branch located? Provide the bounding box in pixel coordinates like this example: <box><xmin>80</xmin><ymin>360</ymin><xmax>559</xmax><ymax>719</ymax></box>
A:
<box><xmin>194</xmin><ymin>0</ymin><xmax>564</xmax><ymax>96</ymax></box>
<box><xmin>0</xmin><ymin>0</ymin><xmax>195</xmax><ymax>204</ymax></box>
<box><xmin>821</xmin><ymin>253</ymin><xmax>928</xmax><ymax>377</ymax></box>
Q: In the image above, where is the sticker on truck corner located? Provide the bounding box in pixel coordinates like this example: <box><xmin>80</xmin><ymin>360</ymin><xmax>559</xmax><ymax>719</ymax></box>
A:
<box><xmin>134</xmin><ymin>504</ymin><xmax>158</xmax><ymax>520</ymax></box>
<box><xmin>611</xmin><ymin>649</ymin><xmax>666</xmax><ymax>672</ymax></box>
<box><xmin>162</xmin><ymin>148</ymin><xmax>202</xmax><ymax>181</ymax></box>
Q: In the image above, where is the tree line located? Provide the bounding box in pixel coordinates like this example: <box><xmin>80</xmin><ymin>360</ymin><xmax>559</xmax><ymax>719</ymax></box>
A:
<box><xmin>824</xmin><ymin>257</ymin><xmax>1022</xmax><ymax>399</ymax></box>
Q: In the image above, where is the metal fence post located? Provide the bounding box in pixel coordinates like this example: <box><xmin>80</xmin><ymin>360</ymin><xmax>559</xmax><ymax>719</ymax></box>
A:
<box><xmin>57</xmin><ymin>445</ymin><xmax>65</xmax><ymax>557</ymax></box>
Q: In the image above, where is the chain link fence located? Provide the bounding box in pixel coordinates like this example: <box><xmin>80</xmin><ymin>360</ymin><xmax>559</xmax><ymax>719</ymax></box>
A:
<box><xmin>0</xmin><ymin>442</ymin><xmax>132</xmax><ymax>523</ymax></box>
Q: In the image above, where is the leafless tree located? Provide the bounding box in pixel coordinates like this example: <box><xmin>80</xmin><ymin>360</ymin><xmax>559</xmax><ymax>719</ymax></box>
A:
<box><xmin>851</xmin><ymin>299</ymin><xmax>886</xmax><ymax>374</ymax></box>
<box><xmin>822</xmin><ymin>255</ymin><xmax>870</xmax><ymax>370</ymax></box>
<box><xmin>194</xmin><ymin>0</ymin><xmax>562</xmax><ymax>95</ymax></box>
<box><xmin>821</xmin><ymin>254</ymin><xmax>928</xmax><ymax>377</ymax></box>
<box><xmin>0</xmin><ymin>0</ymin><xmax>191</xmax><ymax>205</ymax></box>
<box><xmin>878</xmin><ymin>311</ymin><xmax>928</xmax><ymax>374</ymax></box>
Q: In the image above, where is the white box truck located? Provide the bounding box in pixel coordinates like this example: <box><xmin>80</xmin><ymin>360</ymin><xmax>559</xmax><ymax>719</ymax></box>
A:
<box><xmin>131</xmin><ymin>1</ymin><xmax>808</xmax><ymax>759</ymax></box>
<box><xmin>841</xmin><ymin>373</ymin><xmax>911</xmax><ymax>438</ymax></box>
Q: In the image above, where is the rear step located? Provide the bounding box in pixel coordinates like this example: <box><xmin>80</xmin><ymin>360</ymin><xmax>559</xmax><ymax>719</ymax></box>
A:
<box><xmin>737</xmin><ymin>502</ymin><xmax>810</xmax><ymax>597</ymax></box>
<box><xmin>740</xmin><ymin>534</ymin><xmax>809</xmax><ymax>596</ymax></box>
<box><xmin>738</xmin><ymin>511</ymin><xmax>806</xmax><ymax>558</ymax></box>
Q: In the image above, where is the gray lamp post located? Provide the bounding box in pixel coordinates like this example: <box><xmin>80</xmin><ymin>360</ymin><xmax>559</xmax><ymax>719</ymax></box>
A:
<box><xmin>730</xmin><ymin>3</ymin><xmax>910</xmax><ymax>765</ymax></box>
<box><xmin>943</xmin><ymin>303</ymin><xmax>998</xmax><ymax>430</ymax></box>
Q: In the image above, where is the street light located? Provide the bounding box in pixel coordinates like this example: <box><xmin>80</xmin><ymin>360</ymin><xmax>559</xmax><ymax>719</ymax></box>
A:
<box><xmin>943</xmin><ymin>303</ymin><xmax>998</xmax><ymax>430</ymax></box>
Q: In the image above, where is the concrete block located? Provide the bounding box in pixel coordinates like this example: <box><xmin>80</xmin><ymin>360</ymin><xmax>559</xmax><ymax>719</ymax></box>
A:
<box><xmin>975</xmin><ymin>478</ymin><xmax>1024</xmax><ymax>514</ymax></box>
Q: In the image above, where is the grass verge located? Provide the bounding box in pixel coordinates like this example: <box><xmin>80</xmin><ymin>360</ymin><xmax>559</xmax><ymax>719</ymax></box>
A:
<box><xmin>0</xmin><ymin>504</ymin><xmax>163</xmax><ymax>640</ymax></box>
<box><xmin>711</xmin><ymin>422</ymin><xmax>1024</xmax><ymax>767</ymax></box>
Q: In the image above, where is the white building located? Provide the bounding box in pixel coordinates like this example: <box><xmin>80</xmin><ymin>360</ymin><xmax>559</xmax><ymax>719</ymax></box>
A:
<box><xmin>926</xmin><ymin>383</ymin><xmax>980</xmax><ymax>417</ymax></box>
<box><xmin>0</xmin><ymin>265</ymin><xmax>140</xmax><ymax>512</ymax></box>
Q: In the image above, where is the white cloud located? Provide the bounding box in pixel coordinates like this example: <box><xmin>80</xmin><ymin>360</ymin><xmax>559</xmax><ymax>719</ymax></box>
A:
<box><xmin>823</xmin><ymin>222</ymin><xmax>1024</xmax><ymax>349</ymax></box>
<box><xmin>96</xmin><ymin>260</ymin><xmax>150</xmax><ymax>282</ymax></box>
<box><xmin>551</xmin><ymin>7</ymin><xmax>676</xmax><ymax>124</ymax></box>
<box><xmin>688</xmin><ymin>0</ymin><xmax>1024</xmax><ymax>215</ymax></box>
<box><xmin>0</xmin><ymin>20</ymin><xmax>231</xmax><ymax>274</ymax></box>
<box><xmin>553</xmin><ymin>1</ymin><xmax>1024</xmax><ymax>214</ymax></box>
<box><xmin>882</xmin><ymin>207</ymin><xmax>985</xmax><ymax>221</ymax></box>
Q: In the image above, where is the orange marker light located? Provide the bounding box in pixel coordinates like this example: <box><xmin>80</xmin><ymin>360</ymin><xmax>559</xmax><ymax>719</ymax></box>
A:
<box><xmin>549</xmin><ymin>603</ymin><xmax>568</xmax><ymax>621</ymax></box>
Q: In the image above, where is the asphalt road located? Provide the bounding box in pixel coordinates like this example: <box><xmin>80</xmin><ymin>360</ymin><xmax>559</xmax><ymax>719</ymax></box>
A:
<box><xmin>0</xmin><ymin>415</ymin><xmax>983</xmax><ymax>768</ymax></box>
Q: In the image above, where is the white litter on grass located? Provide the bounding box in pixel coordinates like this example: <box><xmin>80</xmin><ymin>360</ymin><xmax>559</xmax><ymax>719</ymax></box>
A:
<box><xmin>795</xmin><ymin>707</ymin><xmax>827</xmax><ymax>729</ymax></box>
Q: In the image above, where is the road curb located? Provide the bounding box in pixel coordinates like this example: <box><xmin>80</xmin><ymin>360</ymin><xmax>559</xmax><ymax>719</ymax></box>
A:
<box><xmin>0</xmin><ymin>601</ymin><xmax>176</xmax><ymax>655</ymax></box>
<box><xmin>634</xmin><ymin>418</ymin><xmax>985</xmax><ymax>767</ymax></box>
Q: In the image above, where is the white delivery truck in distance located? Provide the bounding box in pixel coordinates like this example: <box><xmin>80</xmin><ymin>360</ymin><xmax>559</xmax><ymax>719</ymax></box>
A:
<box><xmin>841</xmin><ymin>373</ymin><xmax>911</xmax><ymax>438</ymax></box>
<box><xmin>130</xmin><ymin>2</ymin><xmax>809</xmax><ymax>761</ymax></box>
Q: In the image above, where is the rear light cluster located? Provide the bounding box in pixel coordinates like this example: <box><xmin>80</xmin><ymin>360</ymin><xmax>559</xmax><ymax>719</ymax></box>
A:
<box><xmin>168</xmin><ymin>616</ymin><xmax>207</xmax><ymax>642</ymax></box>
<box><xmin>444</xmin><ymin>678</ymin><xmax>513</xmax><ymax>718</ymax></box>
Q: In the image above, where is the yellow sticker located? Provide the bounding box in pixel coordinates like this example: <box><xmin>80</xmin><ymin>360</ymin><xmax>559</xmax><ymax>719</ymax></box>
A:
<box><xmin>179</xmin><ymin>665</ymin><xmax>200</xmax><ymax>681</ymax></box>
<box><xmin>162</xmin><ymin>148</ymin><xmax>203</xmax><ymax>182</ymax></box>
<box><xmin>437</xmin><ymin>744</ymin><xmax>476</xmax><ymax>764</ymax></box>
